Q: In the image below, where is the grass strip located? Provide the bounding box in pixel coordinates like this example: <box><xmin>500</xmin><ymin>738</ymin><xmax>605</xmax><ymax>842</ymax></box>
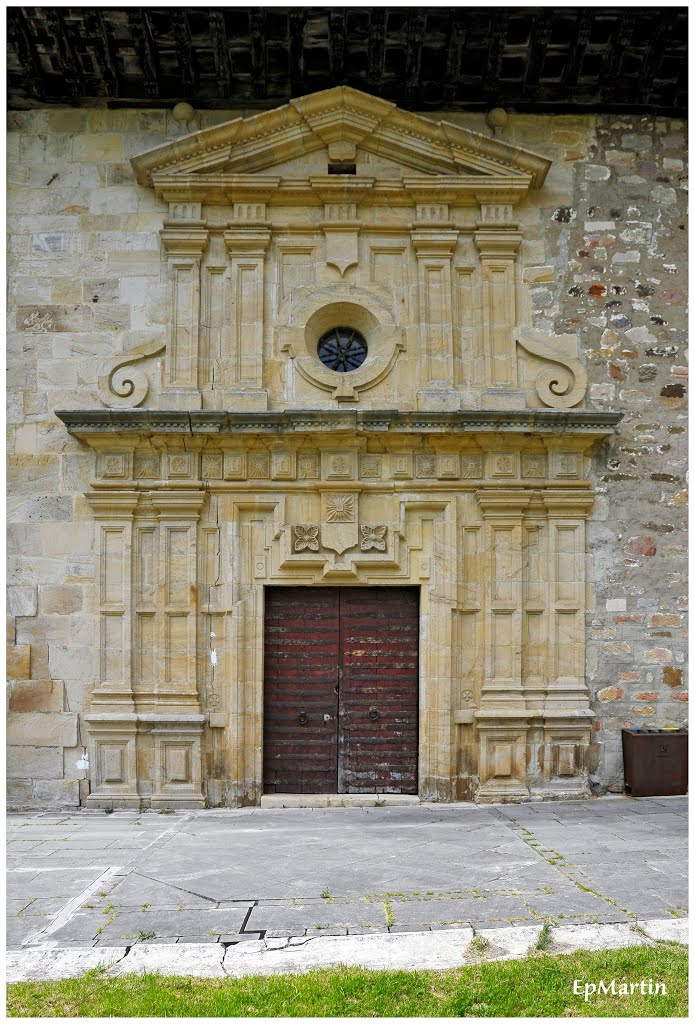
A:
<box><xmin>7</xmin><ymin>943</ymin><xmax>687</xmax><ymax>1018</ymax></box>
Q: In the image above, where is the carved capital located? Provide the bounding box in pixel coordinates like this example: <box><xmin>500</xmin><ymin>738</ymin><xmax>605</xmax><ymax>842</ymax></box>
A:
<box><xmin>410</xmin><ymin>229</ymin><xmax>458</xmax><ymax>258</ymax></box>
<box><xmin>475</xmin><ymin>490</ymin><xmax>532</xmax><ymax>518</ymax></box>
<box><xmin>474</xmin><ymin>229</ymin><xmax>523</xmax><ymax>258</ymax></box>
<box><xmin>160</xmin><ymin>226</ymin><xmax>209</xmax><ymax>257</ymax></box>
<box><xmin>223</xmin><ymin>227</ymin><xmax>271</xmax><ymax>256</ymax></box>
<box><xmin>151</xmin><ymin>490</ymin><xmax>206</xmax><ymax>521</ymax></box>
<box><xmin>542</xmin><ymin>491</ymin><xmax>595</xmax><ymax>519</ymax></box>
<box><xmin>85</xmin><ymin>490</ymin><xmax>140</xmax><ymax>519</ymax></box>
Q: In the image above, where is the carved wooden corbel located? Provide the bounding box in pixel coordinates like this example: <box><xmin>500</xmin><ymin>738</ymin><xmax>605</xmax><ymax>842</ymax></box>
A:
<box><xmin>516</xmin><ymin>327</ymin><xmax>588</xmax><ymax>409</ymax></box>
<box><xmin>97</xmin><ymin>339</ymin><xmax>166</xmax><ymax>409</ymax></box>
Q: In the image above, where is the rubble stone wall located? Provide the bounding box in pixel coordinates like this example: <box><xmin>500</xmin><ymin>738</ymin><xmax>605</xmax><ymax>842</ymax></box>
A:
<box><xmin>7</xmin><ymin>108</ymin><xmax>687</xmax><ymax>807</ymax></box>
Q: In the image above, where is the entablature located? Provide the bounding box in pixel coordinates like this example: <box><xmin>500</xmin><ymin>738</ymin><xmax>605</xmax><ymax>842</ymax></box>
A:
<box><xmin>57</xmin><ymin>408</ymin><xmax>623</xmax><ymax>441</ymax></box>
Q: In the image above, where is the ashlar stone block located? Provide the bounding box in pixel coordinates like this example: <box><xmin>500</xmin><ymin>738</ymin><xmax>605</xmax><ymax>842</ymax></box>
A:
<box><xmin>7</xmin><ymin>711</ymin><xmax>78</xmax><ymax>748</ymax></box>
<box><xmin>7</xmin><ymin>643</ymin><xmax>31</xmax><ymax>680</ymax></box>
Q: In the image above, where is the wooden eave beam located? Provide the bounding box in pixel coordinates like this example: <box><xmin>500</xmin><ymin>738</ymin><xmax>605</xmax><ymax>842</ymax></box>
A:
<box><xmin>129</xmin><ymin>9</ymin><xmax>159</xmax><ymax>99</ymax></box>
<box><xmin>599</xmin><ymin>13</ymin><xmax>635</xmax><ymax>103</ymax></box>
<box><xmin>7</xmin><ymin>8</ymin><xmax>45</xmax><ymax>100</ymax></box>
<box><xmin>172</xmin><ymin>10</ymin><xmax>195</xmax><ymax>96</ymax></box>
<box><xmin>83</xmin><ymin>10</ymin><xmax>120</xmax><ymax>97</ymax></box>
<box><xmin>404</xmin><ymin>11</ymin><xmax>427</xmax><ymax>100</ymax></box>
<box><xmin>561</xmin><ymin>14</ymin><xmax>592</xmax><ymax>91</ymax></box>
<box><xmin>288</xmin><ymin>11</ymin><xmax>306</xmax><ymax>97</ymax></box>
<box><xmin>366</xmin><ymin>8</ymin><xmax>386</xmax><ymax>87</ymax></box>
<box><xmin>523</xmin><ymin>10</ymin><xmax>554</xmax><ymax>90</ymax></box>
<box><xmin>249</xmin><ymin>9</ymin><xmax>267</xmax><ymax>99</ymax></box>
<box><xmin>484</xmin><ymin>11</ymin><xmax>507</xmax><ymax>92</ymax></box>
<box><xmin>328</xmin><ymin>9</ymin><xmax>347</xmax><ymax>82</ymax></box>
<box><xmin>209</xmin><ymin>10</ymin><xmax>231</xmax><ymax>99</ymax></box>
<box><xmin>444</xmin><ymin>14</ymin><xmax>467</xmax><ymax>104</ymax></box>
<box><xmin>43</xmin><ymin>9</ymin><xmax>84</xmax><ymax>98</ymax></box>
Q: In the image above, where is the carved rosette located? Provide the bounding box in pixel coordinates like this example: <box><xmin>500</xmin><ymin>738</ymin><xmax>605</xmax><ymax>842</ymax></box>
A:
<box><xmin>360</xmin><ymin>525</ymin><xmax>387</xmax><ymax>551</ymax></box>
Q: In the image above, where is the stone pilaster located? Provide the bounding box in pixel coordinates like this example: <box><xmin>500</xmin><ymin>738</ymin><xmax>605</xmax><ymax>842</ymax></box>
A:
<box><xmin>159</xmin><ymin>220</ymin><xmax>208</xmax><ymax>410</ymax></box>
<box><xmin>475</xmin><ymin>489</ymin><xmax>531</xmax><ymax>803</ymax></box>
<box><xmin>411</xmin><ymin>209</ymin><xmax>459</xmax><ymax>409</ymax></box>
<box><xmin>533</xmin><ymin>489</ymin><xmax>595</xmax><ymax>799</ymax></box>
<box><xmin>222</xmin><ymin>218</ymin><xmax>271</xmax><ymax>410</ymax></box>
<box><xmin>85</xmin><ymin>490</ymin><xmax>140</xmax><ymax>712</ymax></box>
<box><xmin>474</xmin><ymin>199</ymin><xmax>523</xmax><ymax>394</ymax></box>
<box><xmin>150</xmin><ymin>490</ymin><xmax>206</xmax><ymax>713</ymax></box>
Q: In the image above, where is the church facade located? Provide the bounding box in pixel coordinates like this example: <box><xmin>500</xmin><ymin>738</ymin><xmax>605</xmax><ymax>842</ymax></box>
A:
<box><xmin>7</xmin><ymin>87</ymin><xmax>687</xmax><ymax>809</ymax></box>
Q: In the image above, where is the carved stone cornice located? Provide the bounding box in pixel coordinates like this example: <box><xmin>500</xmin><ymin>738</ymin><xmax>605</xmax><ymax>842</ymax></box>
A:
<box><xmin>131</xmin><ymin>86</ymin><xmax>551</xmax><ymax>206</ymax></box>
<box><xmin>57</xmin><ymin>408</ymin><xmax>623</xmax><ymax>440</ymax></box>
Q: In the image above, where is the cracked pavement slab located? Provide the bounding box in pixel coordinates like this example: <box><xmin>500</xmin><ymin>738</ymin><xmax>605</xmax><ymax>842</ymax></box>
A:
<box><xmin>6</xmin><ymin>918</ymin><xmax>688</xmax><ymax>982</ymax></box>
<box><xmin>6</xmin><ymin>796</ymin><xmax>687</xmax><ymax>951</ymax></box>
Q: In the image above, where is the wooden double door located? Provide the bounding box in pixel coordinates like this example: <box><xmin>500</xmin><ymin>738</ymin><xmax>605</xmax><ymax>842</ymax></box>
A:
<box><xmin>263</xmin><ymin>587</ymin><xmax>419</xmax><ymax>794</ymax></box>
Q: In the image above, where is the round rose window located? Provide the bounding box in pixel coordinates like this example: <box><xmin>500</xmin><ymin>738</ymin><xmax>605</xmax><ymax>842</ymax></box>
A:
<box><xmin>317</xmin><ymin>327</ymin><xmax>368</xmax><ymax>372</ymax></box>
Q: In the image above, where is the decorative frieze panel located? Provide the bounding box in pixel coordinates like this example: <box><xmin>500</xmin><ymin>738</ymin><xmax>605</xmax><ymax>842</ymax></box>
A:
<box><xmin>322</xmin><ymin>451</ymin><xmax>356</xmax><ymax>480</ymax></box>
<box><xmin>298</xmin><ymin>452</ymin><xmax>320</xmax><ymax>479</ymax></box>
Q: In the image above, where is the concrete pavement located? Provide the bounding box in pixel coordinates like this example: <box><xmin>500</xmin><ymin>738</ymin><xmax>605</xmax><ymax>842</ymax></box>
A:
<box><xmin>7</xmin><ymin>796</ymin><xmax>688</xmax><ymax>959</ymax></box>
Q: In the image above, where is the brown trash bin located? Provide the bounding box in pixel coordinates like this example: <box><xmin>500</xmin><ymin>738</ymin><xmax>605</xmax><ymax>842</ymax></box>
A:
<box><xmin>622</xmin><ymin>728</ymin><xmax>688</xmax><ymax>797</ymax></box>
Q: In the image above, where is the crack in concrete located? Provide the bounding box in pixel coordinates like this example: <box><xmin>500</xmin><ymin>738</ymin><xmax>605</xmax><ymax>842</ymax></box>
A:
<box><xmin>20</xmin><ymin>865</ymin><xmax>124</xmax><ymax>949</ymax></box>
<box><xmin>496</xmin><ymin>813</ymin><xmax>636</xmax><ymax>920</ymax></box>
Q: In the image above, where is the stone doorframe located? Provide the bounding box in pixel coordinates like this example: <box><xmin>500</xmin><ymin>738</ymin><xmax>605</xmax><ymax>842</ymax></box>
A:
<box><xmin>59</xmin><ymin>408</ymin><xmax>621</xmax><ymax>808</ymax></box>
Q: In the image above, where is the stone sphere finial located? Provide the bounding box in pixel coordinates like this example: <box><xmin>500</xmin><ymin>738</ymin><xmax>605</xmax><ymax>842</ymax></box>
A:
<box><xmin>486</xmin><ymin>107</ymin><xmax>508</xmax><ymax>136</ymax></box>
<box><xmin>172</xmin><ymin>102</ymin><xmax>195</xmax><ymax>124</ymax></box>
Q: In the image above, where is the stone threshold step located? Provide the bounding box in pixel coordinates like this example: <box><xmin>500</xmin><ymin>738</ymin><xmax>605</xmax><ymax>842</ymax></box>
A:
<box><xmin>260</xmin><ymin>794</ymin><xmax>420</xmax><ymax>809</ymax></box>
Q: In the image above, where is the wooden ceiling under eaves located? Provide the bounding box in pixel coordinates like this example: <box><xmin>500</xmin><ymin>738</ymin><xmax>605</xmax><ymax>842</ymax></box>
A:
<box><xmin>6</xmin><ymin>7</ymin><xmax>688</xmax><ymax>117</ymax></box>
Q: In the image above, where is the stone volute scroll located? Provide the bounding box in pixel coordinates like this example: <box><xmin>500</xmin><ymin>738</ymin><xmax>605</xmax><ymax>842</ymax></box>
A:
<box><xmin>516</xmin><ymin>327</ymin><xmax>588</xmax><ymax>409</ymax></box>
<box><xmin>97</xmin><ymin>338</ymin><xmax>166</xmax><ymax>409</ymax></box>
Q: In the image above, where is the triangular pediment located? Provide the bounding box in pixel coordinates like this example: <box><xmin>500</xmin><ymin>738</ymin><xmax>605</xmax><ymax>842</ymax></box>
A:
<box><xmin>131</xmin><ymin>86</ymin><xmax>551</xmax><ymax>195</ymax></box>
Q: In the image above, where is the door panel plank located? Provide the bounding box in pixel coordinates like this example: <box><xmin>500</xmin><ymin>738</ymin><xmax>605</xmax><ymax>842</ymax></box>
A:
<box><xmin>338</xmin><ymin>587</ymin><xmax>419</xmax><ymax>794</ymax></box>
<box><xmin>263</xmin><ymin>588</ymin><xmax>339</xmax><ymax>793</ymax></box>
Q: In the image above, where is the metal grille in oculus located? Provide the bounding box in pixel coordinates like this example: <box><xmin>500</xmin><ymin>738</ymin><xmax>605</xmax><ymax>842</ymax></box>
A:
<box><xmin>317</xmin><ymin>327</ymin><xmax>368</xmax><ymax>372</ymax></box>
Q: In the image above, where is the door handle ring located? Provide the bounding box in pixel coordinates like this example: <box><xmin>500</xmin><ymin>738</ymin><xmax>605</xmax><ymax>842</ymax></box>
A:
<box><xmin>297</xmin><ymin>709</ymin><xmax>308</xmax><ymax>725</ymax></box>
<box><xmin>368</xmin><ymin>706</ymin><xmax>380</xmax><ymax>720</ymax></box>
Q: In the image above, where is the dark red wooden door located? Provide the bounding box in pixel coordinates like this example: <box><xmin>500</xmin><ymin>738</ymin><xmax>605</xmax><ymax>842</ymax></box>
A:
<box><xmin>263</xmin><ymin>588</ymin><xmax>340</xmax><ymax>794</ymax></box>
<box><xmin>263</xmin><ymin>587</ymin><xmax>419</xmax><ymax>795</ymax></box>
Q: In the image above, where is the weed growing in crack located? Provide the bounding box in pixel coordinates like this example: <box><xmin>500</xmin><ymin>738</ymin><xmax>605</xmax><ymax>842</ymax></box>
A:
<box><xmin>467</xmin><ymin>934</ymin><xmax>492</xmax><ymax>958</ymax></box>
<box><xmin>535</xmin><ymin>923</ymin><xmax>551</xmax><ymax>951</ymax></box>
